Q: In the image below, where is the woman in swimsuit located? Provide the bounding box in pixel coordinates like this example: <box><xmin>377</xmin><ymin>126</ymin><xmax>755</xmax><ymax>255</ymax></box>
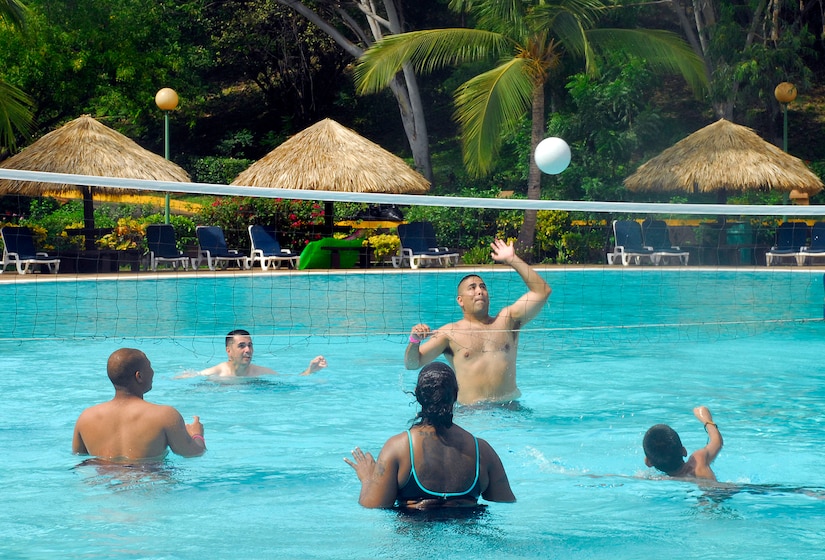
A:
<box><xmin>345</xmin><ymin>362</ymin><xmax>516</xmax><ymax>509</ymax></box>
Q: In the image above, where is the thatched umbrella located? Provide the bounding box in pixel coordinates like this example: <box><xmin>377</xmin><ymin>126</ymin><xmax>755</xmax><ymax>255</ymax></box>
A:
<box><xmin>231</xmin><ymin>118</ymin><xmax>429</xmax><ymax>233</ymax></box>
<box><xmin>624</xmin><ymin>118</ymin><xmax>824</xmax><ymax>202</ymax></box>
<box><xmin>0</xmin><ymin>115</ymin><xmax>190</xmax><ymax>249</ymax></box>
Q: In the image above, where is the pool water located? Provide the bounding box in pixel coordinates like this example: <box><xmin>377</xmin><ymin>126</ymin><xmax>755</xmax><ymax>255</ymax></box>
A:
<box><xmin>1</xmin><ymin>268</ymin><xmax>823</xmax><ymax>559</ymax></box>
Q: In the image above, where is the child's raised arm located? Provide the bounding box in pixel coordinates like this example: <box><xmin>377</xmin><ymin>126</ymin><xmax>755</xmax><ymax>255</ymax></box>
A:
<box><xmin>693</xmin><ymin>406</ymin><xmax>723</xmax><ymax>464</ymax></box>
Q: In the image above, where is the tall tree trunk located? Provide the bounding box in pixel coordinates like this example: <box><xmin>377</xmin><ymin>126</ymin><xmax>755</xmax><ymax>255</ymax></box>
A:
<box><xmin>388</xmin><ymin>64</ymin><xmax>432</xmax><ymax>183</ymax></box>
<box><xmin>668</xmin><ymin>0</ymin><xmax>769</xmax><ymax>120</ymax></box>
<box><xmin>516</xmin><ymin>82</ymin><xmax>546</xmax><ymax>260</ymax></box>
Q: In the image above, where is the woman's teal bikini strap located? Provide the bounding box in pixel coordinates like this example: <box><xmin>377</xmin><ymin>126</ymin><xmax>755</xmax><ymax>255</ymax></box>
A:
<box><xmin>406</xmin><ymin>429</ymin><xmax>480</xmax><ymax>499</ymax></box>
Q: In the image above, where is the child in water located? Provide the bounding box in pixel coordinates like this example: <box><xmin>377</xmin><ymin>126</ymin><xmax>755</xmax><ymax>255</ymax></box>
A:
<box><xmin>643</xmin><ymin>406</ymin><xmax>723</xmax><ymax>481</ymax></box>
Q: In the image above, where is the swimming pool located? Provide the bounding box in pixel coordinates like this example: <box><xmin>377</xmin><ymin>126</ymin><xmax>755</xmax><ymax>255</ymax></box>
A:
<box><xmin>1</xmin><ymin>268</ymin><xmax>823</xmax><ymax>559</ymax></box>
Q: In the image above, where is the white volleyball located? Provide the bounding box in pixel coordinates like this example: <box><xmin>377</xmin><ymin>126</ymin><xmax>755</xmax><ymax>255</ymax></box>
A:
<box><xmin>534</xmin><ymin>137</ymin><xmax>571</xmax><ymax>175</ymax></box>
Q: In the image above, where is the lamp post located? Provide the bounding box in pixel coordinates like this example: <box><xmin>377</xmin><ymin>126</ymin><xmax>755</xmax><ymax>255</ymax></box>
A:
<box><xmin>774</xmin><ymin>82</ymin><xmax>797</xmax><ymax>153</ymax></box>
<box><xmin>155</xmin><ymin>87</ymin><xmax>179</xmax><ymax>224</ymax></box>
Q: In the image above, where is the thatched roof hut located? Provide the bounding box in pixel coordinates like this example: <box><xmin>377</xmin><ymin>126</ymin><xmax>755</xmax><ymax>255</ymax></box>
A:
<box><xmin>0</xmin><ymin>115</ymin><xmax>190</xmax><ymax>249</ymax></box>
<box><xmin>624</xmin><ymin>119</ymin><xmax>823</xmax><ymax>198</ymax></box>
<box><xmin>231</xmin><ymin>118</ymin><xmax>429</xmax><ymax>194</ymax></box>
<box><xmin>0</xmin><ymin>115</ymin><xmax>190</xmax><ymax>194</ymax></box>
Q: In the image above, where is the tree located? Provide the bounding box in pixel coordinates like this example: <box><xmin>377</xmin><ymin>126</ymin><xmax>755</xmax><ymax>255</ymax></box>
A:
<box><xmin>663</xmin><ymin>0</ymin><xmax>815</xmax><ymax>123</ymax></box>
<box><xmin>203</xmin><ymin>0</ymin><xmax>350</xmax><ymax>128</ymax></box>
<box><xmin>0</xmin><ymin>0</ymin><xmax>210</xmax><ymax>138</ymax></box>
<box><xmin>353</xmin><ymin>0</ymin><xmax>707</xmax><ymax>254</ymax></box>
<box><xmin>0</xmin><ymin>0</ymin><xmax>34</xmax><ymax>150</ymax></box>
<box><xmin>276</xmin><ymin>0</ymin><xmax>436</xmax><ymax>182</ymax></box>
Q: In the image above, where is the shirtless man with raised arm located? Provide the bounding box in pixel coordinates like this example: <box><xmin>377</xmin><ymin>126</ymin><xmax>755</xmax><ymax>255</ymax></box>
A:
<box><xmin>405</xmin><ymin>239</ymin><xmax>551</xmax><ymax>405</ymax></box>
<box><xmin>193</xmin><ymin>329</ymin><xmax>327</xmax><ymax>377</ymax></box>
<box><xmin>72</xmin><ymin>348</ymin><xmax>206</xmax><ymax>461</ymax></box>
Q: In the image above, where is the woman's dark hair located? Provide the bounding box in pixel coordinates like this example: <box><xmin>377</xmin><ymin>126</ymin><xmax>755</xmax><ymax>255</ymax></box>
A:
<box><xmin>412</xmin><ymin>362</ymin><xmax>459</xmax><ymax>432</ymax></box>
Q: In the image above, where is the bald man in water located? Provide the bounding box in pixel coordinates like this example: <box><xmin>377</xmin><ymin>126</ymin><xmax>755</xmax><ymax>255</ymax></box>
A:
<box><xmin>72</xmin><ymin>348</ymin><xmax>206</xmax><ymax>461</ymax></box>
<box><xmin>405</xmin><ymin>239</ymin><xmax>551</xmax><ymax>404</ymax></box>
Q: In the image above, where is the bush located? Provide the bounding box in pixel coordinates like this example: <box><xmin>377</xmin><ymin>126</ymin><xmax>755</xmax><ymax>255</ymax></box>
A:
<box><xmin>97</xmin><ymin>218</ymin><xmax>147</xmax><ymax>251</ymax></box>
<box><xmin>365</xmin><ymin>233</ymin><xmax>400</xmax><ymax>260</ymax></box>
<box><xmin>195</xmin><ymin>197</ymin><xmax>325</xmax><ymax>250</ymax></box>
<box><xmin>556</xmin><ymin>230</ymin><xmax>605</xmax><ymax>264</ymax></box>
<box><xmin>402</xmin><ymin>185</ymin><xmax>522</xmax><ymax>250</ymax></box>
<box><xmin>190</xmin><ymin>156</ymin><xmax>254</xmax><ymax>184</ymax></box>
<box><xmin>461</xmin><ymin>243</ymin><xmax>494</xmax><ymax>265</ymax></box>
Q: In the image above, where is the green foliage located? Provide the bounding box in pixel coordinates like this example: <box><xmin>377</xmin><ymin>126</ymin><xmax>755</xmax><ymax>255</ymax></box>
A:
<box><xmin>143</xmin><ymin>214</ymin><xmax>197</xmax><ymax>251</ymax></box>
<box><xmin>95</xmin><ymin>202</ymin><xmax>156</xmax><ymax>224</ymax></box>
<box><xmin>190</xmin><ymin>156</ymin><xmax>254</xmax><ymax>185</ymax></box>
<box><xmin>20</xmin><ymin>198</ymin><xmax>198</xmax><ymax>252</ymax></box>
<box><xmin>0</xmin><ymin>0</ymin><xmax>33</xmax><ymax>149</ymax></box>
<box><xmin>216</xmin><ymin>129</ymin><xmax>255</xmax><ymax>158</ymax></box>
<box><xmin>534</xmin><ymin>210</ymin><xmax>571</xmax><ymax>255</ymax></box>
<box><xmin>332</xmin><ymin>202</ymin><xmax>369</xmax><ymax>221</ymax></box>
<box><xmin>97</xmin><ymin>218</ymin><xmax>146</xmax><ymax>250</ymax></box>
<box><xmin>461</xmin><ymin>243</ymin><xmax>494</xmax><ymax>265</ymax></box>
<box><xmin>365</xmin><ymin>233</ymin><xmax>400</xmax><ymax>260</ymax></box>
<box><xmin>195</xmin><ymin>197</ymin><xmax>325</xmax><ymax>250</ymax></box>
<box><xmin>705</xmin><ymin>2</ymin><xmax>814</xmax><ymax>127</ymax></box>
<box><xmin>402</xmin><ymin>185</ymin><xmax>522</xmax><ymax>249</ymax></box>
<box><xmin>356</xmin><ymin>0</ymin><xmax>705</xmax><ymax>181</ymax></box>
<box><xmin>28</xmin><ymin>197</ymin><xmax>61</xmax><ymax>220</ymax></box>
<box><xmin>21</xmin><ymin>199</ymin><xmax>84</xmax><ymax>248</ymax></box>
<box><xmin>0</xmin><ymin>0</ymin><xmax>210</xmax><ymax>138</ymax></box>
<box><xmin>0</xmin><ymin>79</ymin><xmax>34</xmax><ymax>149</ymax></box>
<box><xmin>555</xmin><ymin>230</ymin><xmax>605</xmax><ymax>264</ymax></box>
<box><xmin>204</xmin><ymin>0</ymin><xmax>349</xmax><ymax>116</ymax></box>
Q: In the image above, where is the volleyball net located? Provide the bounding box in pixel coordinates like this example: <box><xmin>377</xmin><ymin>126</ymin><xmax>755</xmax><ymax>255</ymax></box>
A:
<box><xmin>0</xmin><ymin>169</ymin><xmax>823</xmax><ymax>354</ymax></box>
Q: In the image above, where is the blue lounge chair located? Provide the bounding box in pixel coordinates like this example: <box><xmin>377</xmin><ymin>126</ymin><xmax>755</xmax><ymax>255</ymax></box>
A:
<box><xmin>248</xmin><ymin>225</ymin><xmax>299</xmax><ymax>270</ymax></box>
<box><xmin>765</xmin><ymin>222</ymin><xmax>808</xmax><ymax>266</ymax></box>
<box><xmin>392</xmin><ymin>221</ymin><xmax>459</xmax><ymax>269</ymax></box>
<box><xmin>642</xmin><ymin>219</ymin><xmax>689</xmax><ymax>265</ymax></box>
<box><xmin>146</xmin><ymin>224</ymin><xmax>190</xmax><ymax>271</ymax></box>
<box><xmin>795</xmin><ymin>222</ymin><xmax>825</xmax><ymax>266</ymax></box>
<box><xmin>195</xmin><ymin>226</ymin><xmax>250</xmax><ymax>270</ymax></box>
<box><xmin>0</xmin><ymin>226</ymin><xmax>60</xmax><ymax>275</ymax></box>
<box><xmin>607</xmin><ymin>220</ymin><xmax>654</xmax><ymax>265</ymax></box>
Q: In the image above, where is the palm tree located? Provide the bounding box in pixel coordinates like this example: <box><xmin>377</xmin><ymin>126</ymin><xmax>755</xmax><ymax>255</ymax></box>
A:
<box><xmin>354</xmin><ymin>0</ymin><xmax>706</xmax><ymax>254</ymax></box>
<box><xmin>0</xmin><ymin>0</ymin><xmax>34</xmax><ymax>151</ymax></box>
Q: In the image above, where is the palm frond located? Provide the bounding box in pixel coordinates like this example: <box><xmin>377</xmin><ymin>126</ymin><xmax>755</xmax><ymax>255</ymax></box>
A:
<box><xmin>354</xmin><ymin>29</ymin><xmax>511</xmax><ymax>94</ymax></box>
<box><xmin>536</xmin><ymin>9</ymin><xmax>600</xmax><ymax>75</ymax></box>
<box><xmin>0</xmin><ymin>0</ymin><xmax>29</xmax><ymax>30</ymax></box>
<box><xmin>0</xmin><ymin>80</ymin><xmax>33</xmax><ymax>149</ymax></box>
<box><xmin>526</xmin><ymin>3</ymin><xmax>604</xmax><ymax>74</ymax></box>
<box><xmin>528</xmin><ymin>0</ymin><xmax>606</xmax><ymax>30</ymax></box>
<box><xmin>461</xmin><ymin>0</ymin><xmax>529</xmax><ymax>37</ymax></box>
<box><xmin>586</xmin><ymin>28</ymin><xmax>708</xmax><ymax>94</ymax></box>
<box><xmin>454</xmin><ymin>57</ymin><xmax>534</xmax><ymax>176</ymax></box>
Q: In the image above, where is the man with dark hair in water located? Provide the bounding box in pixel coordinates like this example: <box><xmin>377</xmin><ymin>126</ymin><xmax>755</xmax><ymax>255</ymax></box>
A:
<box><xmin>190</xmin><ymin>329</ymin><xmax>327</xmax><ymax>377</ymax></box>
<box><xmin>345</xmin><ymin>362</ymin><xmax>515</xmax><ymax>509</ymax></box>
<box><xmin>72</xmin><ymin>348</ymin><xmax>206</xmax><ymax>461</ymax></box>
<box><xmin>405</xmin><ymin>239</ymin><xmax>551</xmax><ymax>404</ymax></box>
<box><xmin>643</xmin><ymin>406</ymin><xmax>723</xmax><ymax>481</ymax></box>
